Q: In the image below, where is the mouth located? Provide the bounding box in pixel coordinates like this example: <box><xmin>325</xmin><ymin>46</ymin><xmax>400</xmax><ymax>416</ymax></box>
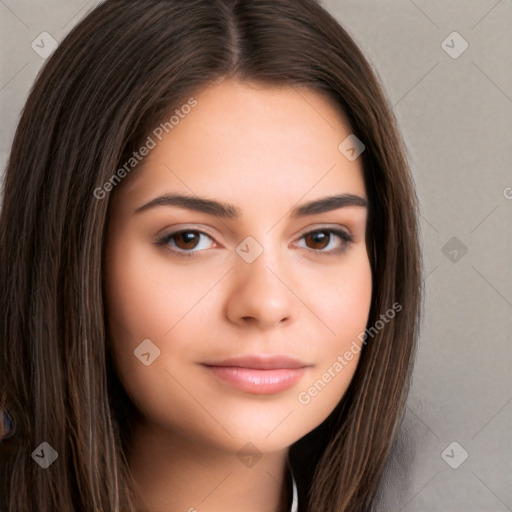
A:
<box><xmin>200</xmin><ymin>354</ymin><xmax>311</xmax><ymax>395</ymax></box>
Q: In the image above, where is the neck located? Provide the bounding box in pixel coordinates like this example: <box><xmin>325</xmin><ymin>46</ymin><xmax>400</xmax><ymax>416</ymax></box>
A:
<box><xmin>126</xmin><ymin>417</ymin><xmax>292</xmax><ymax>512</ymax></box>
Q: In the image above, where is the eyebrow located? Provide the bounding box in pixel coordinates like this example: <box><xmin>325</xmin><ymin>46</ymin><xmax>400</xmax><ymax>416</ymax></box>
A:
<box><xmin>134</xmin><ymin>193</ymin><xmax>367</xmax><ymax>218</ymax></box>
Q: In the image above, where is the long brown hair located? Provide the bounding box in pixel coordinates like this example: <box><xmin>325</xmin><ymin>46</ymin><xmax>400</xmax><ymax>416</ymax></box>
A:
<box><xmin>0</xmin><ymin>0</ymin><xmax>422</xmax><ymax>510</ymax></box>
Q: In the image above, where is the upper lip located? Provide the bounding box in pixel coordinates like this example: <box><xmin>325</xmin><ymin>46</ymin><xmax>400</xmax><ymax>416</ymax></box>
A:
<box><xmin>201</xmin><ymin>354</ymin><xmax>310</xmax><ymax>370</ymax></box>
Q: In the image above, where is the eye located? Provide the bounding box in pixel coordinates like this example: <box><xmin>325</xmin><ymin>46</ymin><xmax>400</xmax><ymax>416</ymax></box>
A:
<box><xmin>155</xmin><ymin>229</ymin><xmax>216</xmax><ymax>258</ymax></box>
<box><xmin>296</xmin><ymin>228</ymin><xmax>353</xmax><ymax>255</ymax></box>
<box><xmin>155</xmin><ymin>227</ymin><xmax>353</xmax><ymax>258</ymax></box>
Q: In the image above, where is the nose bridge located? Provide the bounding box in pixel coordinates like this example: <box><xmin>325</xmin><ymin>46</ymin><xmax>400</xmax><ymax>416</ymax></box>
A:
<box><xmin>226</xmin><ymin>236</ymin><xmax>296</xmax><ymax>328</ymax></box>
<box><xmin>235</xmin><ymin>231</ymin><xmax>280</xmax><ymax>280</ymax></box>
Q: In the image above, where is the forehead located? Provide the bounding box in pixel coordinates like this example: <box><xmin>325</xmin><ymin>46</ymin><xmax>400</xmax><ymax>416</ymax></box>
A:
<box><xmin>115</xmin><ymin>79</ymin><xmax>367</xmax><ymax>216</ymax></box>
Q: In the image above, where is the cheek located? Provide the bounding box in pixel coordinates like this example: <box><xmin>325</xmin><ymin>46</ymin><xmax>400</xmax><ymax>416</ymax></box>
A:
<box><xmin>103</xmin><ymin>233</ymin><xmax>223</xmax><ymax>409</ymax></box>
<box><xmin>294</xmin><ymin>249</ymin><xmax>372</xmax><ymax>418</ymax></box>
<box><xmin>103</xmin><ymin>235</ymin><xmax>205</xmax><ymax>430</ymax></box>
<box><xmin>105</xmin><ymin>233</ymin><xmax>213</xmax><ymax>343</ymax></box>
<box><xmin>310</xmin><ymin>247</ymin><xmax>373</xmax><ymax>347</ymax></box>
<box><xmin>104</xmin><ymin>232</ymin><xmax>182</xmax><ymax>389</ymax></box>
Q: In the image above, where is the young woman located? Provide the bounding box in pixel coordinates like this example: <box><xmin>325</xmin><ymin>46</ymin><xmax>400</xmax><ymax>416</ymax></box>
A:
<box><xmin>0</xmin><ymin>0</ymin><xmax>423</xmax><ymax>511</ymax></box>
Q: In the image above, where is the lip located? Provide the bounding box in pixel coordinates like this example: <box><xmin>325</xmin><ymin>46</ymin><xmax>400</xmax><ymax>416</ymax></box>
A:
<box><xmin>204</xmin><ymin>354</ymin><xmax>308</xmax><ymax>370</ymax></box>
<box><xmin>200</xmin><ymin>354</ymin><xmax>311</xmax><ymax>395</ymax></box>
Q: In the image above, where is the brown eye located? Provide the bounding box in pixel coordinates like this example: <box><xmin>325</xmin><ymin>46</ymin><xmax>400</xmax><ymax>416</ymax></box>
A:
<box><xmin>172</xmin><ymin>231</ymin><xmax>201</xmax><ymax>250</ymax></box>
<box><xmin>298</xmin><ymin>228</ymin><xmax>353</xmax><ymax>256</ymax></box>
<box><xmin>304</xmin><ymin>230</ymin><xmax>331</xmax><ymax>250</ymax></box>
<box><xmin>156</xmin><ymin>229</ymin><xmax>216</xmax><ymax>258</ymax></box>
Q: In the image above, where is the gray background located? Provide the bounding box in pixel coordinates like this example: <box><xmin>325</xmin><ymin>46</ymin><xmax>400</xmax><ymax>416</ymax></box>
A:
<box><xmin>1</xmin><ymin>0</ymin><xmax>511</xmax><ymax>510</ymax></box>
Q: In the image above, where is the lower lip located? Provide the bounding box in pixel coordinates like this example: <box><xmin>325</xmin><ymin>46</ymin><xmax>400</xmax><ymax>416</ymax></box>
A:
<box><xmin>202</xmin><ymin>365</ymin><xmax>308</xmax><ymax>394</ymax></box>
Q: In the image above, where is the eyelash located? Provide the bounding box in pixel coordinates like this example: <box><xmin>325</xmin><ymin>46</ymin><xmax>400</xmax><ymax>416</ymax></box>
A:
<box><xmin>155</xmin><ymin>228</ymin><xmax>354</xmax><ymax>258</ymax></box>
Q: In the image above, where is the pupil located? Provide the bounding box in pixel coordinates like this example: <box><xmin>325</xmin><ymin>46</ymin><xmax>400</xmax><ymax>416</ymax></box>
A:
<box><xmin>178</xmin><ymin>232</ymin><xmax>197</xmax><ymax>248</ymax></box>
<box><xmin>309</xmin><ymin>231</ymin><xmax>328</xmax><ymax>249</ymax></box>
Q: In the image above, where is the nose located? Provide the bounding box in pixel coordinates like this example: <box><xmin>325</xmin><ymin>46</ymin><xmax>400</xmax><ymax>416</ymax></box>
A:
<box><xmin>225</xmin><ymin>248</ymin><xmax>298</xmax><ymax>330</ymax></box>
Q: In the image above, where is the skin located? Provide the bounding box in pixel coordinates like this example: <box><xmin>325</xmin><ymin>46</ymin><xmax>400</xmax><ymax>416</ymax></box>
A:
<box><xmin>104</xmin><ymin>78</ymin><xmax>372</xmax><ymax>512</ymax></box>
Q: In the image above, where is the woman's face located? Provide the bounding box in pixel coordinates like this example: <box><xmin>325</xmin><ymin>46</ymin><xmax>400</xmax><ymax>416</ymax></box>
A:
<box><xmin>104</xmin><ymin>78</ymin><xmax>372</xmax><ymax>453</ymax></box>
